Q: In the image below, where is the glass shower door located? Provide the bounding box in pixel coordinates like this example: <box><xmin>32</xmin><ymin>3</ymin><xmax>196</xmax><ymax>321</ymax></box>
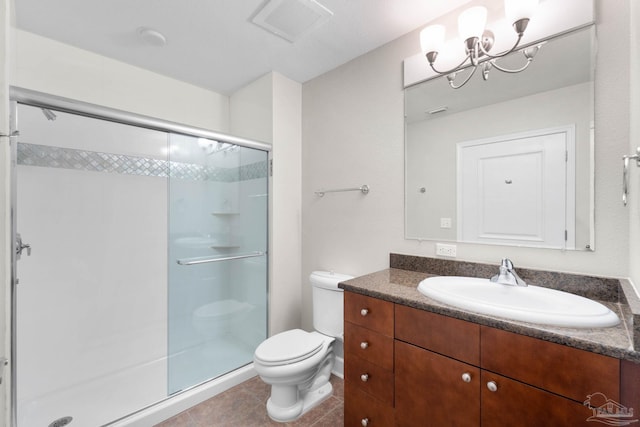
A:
<box><xmin>167</xmin><ymin>134</ymin><xmax>268</xmax><ymax>394</ymax></box>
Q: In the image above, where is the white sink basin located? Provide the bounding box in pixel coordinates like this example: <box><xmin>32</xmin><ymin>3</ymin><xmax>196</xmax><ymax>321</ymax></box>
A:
<box><xmin>417</xmin><ymin>276</ymin><xmax>620</xmax><ymax>328</ymax></box>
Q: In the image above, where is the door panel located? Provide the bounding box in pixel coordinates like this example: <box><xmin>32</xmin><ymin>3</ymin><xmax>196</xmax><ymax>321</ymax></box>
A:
<box><xmin>458</xmin><ymin>128</ymin><xmax>572</xmax><ymax>248</ymax></box>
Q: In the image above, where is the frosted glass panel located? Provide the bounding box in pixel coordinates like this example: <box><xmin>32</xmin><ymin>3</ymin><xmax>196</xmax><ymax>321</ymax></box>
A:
<box><xmin>167</xmin><ymin>135</ymin><xmax>268</xmax><ymax>394</ymax></box>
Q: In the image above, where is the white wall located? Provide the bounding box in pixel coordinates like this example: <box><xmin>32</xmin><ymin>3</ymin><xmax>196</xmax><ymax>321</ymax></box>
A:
<box><xmin>230</xmin><ymin>73</ymin><xmax>273</xmax><ymax>143</ymax></box>
<box><xmin>301</xmin><ymin>0</ymin><xmax>631</xmax><ymax>330</ymax></box>
<box><xmin>271</xmin><ymin>73</ymin><xmax>302</xmax><ymax>335</ymax></box>
<box><xmin>12</xmin><ymin>30</ymin><xmax>230</xmax><ymax>133</ymax></box>
<box><xmin>231</xmin><ymin>72</ymin><xmax>303</xmax><ymax>335</ymax></box>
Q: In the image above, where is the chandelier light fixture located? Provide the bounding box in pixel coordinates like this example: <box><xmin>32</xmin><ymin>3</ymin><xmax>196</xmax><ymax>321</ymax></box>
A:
<box><xmin>420</xmin><ymin>0</ymin><xmax>540</xmax><ymax>89</ymax></box>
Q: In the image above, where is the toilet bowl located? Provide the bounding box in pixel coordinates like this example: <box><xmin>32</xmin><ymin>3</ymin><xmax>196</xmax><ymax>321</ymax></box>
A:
<box><xmin>254</xmin><ymin>329</ymin><xmax>335</xmax><ymax>422</ymax></box>
<box><xmin>253</xmin><ymin>271</ymin><xmax>352</xmax><ymax>422</ymax></box>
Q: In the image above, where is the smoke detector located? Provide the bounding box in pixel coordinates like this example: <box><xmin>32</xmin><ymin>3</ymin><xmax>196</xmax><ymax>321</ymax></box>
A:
<box><xmin>137</xmin><ymin>27</ymin><xmax>167</xmax><ymax>47</ymax></box>
<box><xmin>252</xmin><ymin>0</ymin><xmax>333</xmax><ymax>43</ymax></box>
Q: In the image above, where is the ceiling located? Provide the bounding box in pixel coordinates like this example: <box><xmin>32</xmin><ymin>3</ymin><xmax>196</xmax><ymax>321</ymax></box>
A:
<box><xmin>14</xmin><ymin>0</ymin><xmax>473</xmax><ymax>95</ymax></box>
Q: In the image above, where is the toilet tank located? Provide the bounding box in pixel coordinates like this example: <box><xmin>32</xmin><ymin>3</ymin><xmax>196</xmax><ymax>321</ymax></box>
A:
<box><xmin>310</xmin><ymin>271</ymin><xmax>353</xmax><ymax>338</ymax></box>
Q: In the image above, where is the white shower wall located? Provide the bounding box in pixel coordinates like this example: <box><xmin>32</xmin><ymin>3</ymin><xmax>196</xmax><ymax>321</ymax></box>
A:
<box><xmin>15</xmin><ymin>106</ymin><xmax>169</xmax><ymax>425</ymax></box>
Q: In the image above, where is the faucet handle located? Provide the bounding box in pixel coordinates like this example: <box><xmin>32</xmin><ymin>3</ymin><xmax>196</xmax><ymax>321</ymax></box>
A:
<box><xmin>500</xmin><ymin>258</ymin><xmax>514</xmax><ymax>270</ymax></box>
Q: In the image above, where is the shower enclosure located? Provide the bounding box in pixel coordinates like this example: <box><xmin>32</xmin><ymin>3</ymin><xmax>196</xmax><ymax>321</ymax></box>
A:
<box><xmin>9</xmin><ymin>89</ymin><xmax>269</xmax><ymax>426</ymax></box>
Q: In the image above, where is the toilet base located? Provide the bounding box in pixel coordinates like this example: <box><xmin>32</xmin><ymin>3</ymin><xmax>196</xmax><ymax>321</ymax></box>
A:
<box><xmin>266</xmin><ymin>381</ymin><xmax>333</xmax><ymax>422</ymax></box>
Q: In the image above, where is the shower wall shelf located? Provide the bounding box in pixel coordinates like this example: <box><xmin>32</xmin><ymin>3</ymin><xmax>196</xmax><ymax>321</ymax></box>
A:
<box><xmin>315</xmin><ymin>184</ymin><xmax>369</xmax><ymax>197</ymax></box>
<box><xmin>211</xmin><ymin>212</ymin><xmax>239</xmax><ymax>215</ymax></box>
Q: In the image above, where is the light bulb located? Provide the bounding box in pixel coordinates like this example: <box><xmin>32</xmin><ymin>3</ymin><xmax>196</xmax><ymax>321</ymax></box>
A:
<box><xmin>420</xmin><ymin>25</ymin><xmax>445</xmax><ymax>54</ymax></box>
<box><xmin>458</xmin><ymin>6</ymin><xmax>487</xmax><ymax>42</ymax></box>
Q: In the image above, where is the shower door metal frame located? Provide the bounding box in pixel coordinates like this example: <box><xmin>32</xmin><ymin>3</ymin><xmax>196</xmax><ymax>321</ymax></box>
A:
<box><xmin>8</xmin><ymin>86</ymin><xmax>272</xmax><ymax>427</ymax></box>
<box><xmin>8</xmin><ymin>98</ymin><xmax>19</xmax><ymax>427</ymax></box>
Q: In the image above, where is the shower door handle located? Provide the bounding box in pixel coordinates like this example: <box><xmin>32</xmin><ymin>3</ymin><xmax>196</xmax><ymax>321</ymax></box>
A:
<box><xmin>15</xmin><ymin>233</ymin><xmax>31</xmax><ymax>260</ymax></box>
<box><xmin>176</xmin><ymin>251</ymin><xmax>266</xmax><ymax>266</ymax></box>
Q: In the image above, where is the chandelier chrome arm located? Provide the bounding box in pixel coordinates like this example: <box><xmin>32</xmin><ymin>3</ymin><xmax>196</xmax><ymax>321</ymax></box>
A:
<box><xmin>478</xmin><ymin>32</ymin><xmax>524</xmax><ymax>59</ymax></box>
<box><xmin>447</xmin><ymin>64</ymin><xmax>479</xmax><ymax>89</ymax></box>
<box><xmin>489</xmin><ymin>57</ymin><xmax>532</xmax><ymax>74</ymax></box>
<box><xmin>426</xmin><ymin>50</ymin><xmax>474</xmax><ymax>77</ymax></box>
<box><xmin>477</xmin><ymin>18</ymin><xmax>530</xmax><ymax>59</ymax></box>
<box><xmin>487</xmin><ymin>44</ymin><xmax>540</xmax><ymax>75</ymax></box>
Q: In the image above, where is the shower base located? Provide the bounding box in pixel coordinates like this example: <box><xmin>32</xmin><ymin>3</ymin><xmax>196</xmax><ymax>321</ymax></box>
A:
<box><xmin>17</xmin><ymin>337</ymin><xmax>256</xmax><ymax>427</ymax></box>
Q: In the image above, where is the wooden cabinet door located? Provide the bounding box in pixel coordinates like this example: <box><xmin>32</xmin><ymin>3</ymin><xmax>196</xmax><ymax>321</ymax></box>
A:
<box><xmin>481</xmin><ymin>371</ymin><xmax>595</xmax><ymax>427</ymax></box>
<box><xmin>395</xmin><ymin>340</ymin><xmax>480</xmax><ymax>427</ymax></box>
<box><xmin>481</xmin><ymin>326</ymin><xmax>620</xmax><ymax>402</ymax></box>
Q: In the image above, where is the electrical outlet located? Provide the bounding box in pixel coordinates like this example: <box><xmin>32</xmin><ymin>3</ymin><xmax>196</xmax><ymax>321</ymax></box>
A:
<box><xmin>436</xmin><ymin>243</ymin><xmax>457</xmax><ymax>257</ymax></box>
<box><xmin>440</xmin><ymin>217</ymin><xmax>452</xmax><ymax>229</ymax></box>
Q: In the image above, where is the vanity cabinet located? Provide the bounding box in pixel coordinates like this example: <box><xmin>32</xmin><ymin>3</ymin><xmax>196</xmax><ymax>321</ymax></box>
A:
<box><xmin>344</xmin><ymin>291</ymin><xmax>628</xmax><ymax>427</ymax></box>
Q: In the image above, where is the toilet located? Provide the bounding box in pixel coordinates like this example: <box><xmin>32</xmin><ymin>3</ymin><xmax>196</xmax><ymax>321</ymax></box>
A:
<box><xmin>253</xmin><ymin>271</ymin><xmax>352</xmax><ymax>422</ymax></box>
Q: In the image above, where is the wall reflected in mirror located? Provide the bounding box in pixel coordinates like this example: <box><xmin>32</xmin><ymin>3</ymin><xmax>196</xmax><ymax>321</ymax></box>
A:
<box><xmin>405</xmin><ymin>26</ymin><xmax>595</xmax><ymax>251</ymax></box>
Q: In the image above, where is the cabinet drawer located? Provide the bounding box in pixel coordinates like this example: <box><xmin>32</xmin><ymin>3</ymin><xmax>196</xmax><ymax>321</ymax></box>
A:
<box><xmin>481</xmin><ymin>371</ymin><xmax>594</xmax><ymax>427</ymax></box>
<box><xmin>481</xmin><ymin>326</ymin><xmax>620</xmax><ymax>402</ymax></box>
<box><xmin>345</xmin><ymin>380</ymin><xmax>394</xmax><ymax>427</ymax></box>
<box><xmin>345</xmin><ymin>322</ymin><xmax>393</xmax><ymax>370</ymax></box>
<box><xmin>395</xmin><ymin>304</ymin><xmax>480</xmax><ymax>365</ymax></box>
<box><xmin>345</xmin><ymin>292</ymin><xmax>394</xmax><ymax>336</ymax></box>
<box><xmin>345</xmin><ymin>354</ymin><xmax>394</xmax><ymax>405</ymax></box>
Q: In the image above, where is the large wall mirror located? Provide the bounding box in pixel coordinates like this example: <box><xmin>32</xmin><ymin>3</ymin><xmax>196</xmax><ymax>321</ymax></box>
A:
<box><xmin>405</xmin><ymin>26</ymin><xmax>595</xmax><ymax>251</ymax></box>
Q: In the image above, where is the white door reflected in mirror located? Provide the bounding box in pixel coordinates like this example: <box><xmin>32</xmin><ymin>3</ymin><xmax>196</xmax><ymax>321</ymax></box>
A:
<box><xmin>457</xmin><ymin>126</ymin><xmax>574</xmax><ymax>249</ymax></box>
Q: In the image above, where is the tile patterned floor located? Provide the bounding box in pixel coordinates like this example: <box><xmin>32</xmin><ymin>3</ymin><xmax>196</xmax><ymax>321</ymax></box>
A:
<box><xmin>154</xmin><ymin>375</ymin><xmax>344</xmax><ymax>427</ymax></box>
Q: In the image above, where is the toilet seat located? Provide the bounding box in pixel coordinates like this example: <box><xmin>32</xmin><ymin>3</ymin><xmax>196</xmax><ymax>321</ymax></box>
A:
<box><xmin>254</xmin><ymin>329</ymin><xmax>324</xmax><ymax>366</ymax></box>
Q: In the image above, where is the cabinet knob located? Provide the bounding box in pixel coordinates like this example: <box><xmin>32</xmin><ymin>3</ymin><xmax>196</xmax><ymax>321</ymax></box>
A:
<box><xmin>487</xmin><ymin>381</ymin><xmax>498</xmax><ymax>392</ymax></box>
<box><xmin>360</xmin><ymin>373</ymin><xmax>369</xmax><ymax>382</ymax></box>
<box><xmin>360</xmin><ymin>308</ymin><xmax>369</xmax><ymax>316</ymax></box>
<box><xmin>361</xmin><ymin>418</ymin><xmax>369</xmax><ymax>427</ymax></box>
<box><xmin>360</xmin><ymin>341</ymin><xmax>369</xmax><ymax>350</ymax></box>
<box><xmin>461</xmin><ymin>372</ymin><xmax>472</xmax><ymax>383</ymax></box>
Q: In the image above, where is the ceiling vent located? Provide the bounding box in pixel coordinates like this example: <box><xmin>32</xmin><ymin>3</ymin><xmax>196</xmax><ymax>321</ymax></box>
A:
<box><xmin>252</xmin><ymin>0</ymin><xmax>333</xmax><ymax>43</ymax></box>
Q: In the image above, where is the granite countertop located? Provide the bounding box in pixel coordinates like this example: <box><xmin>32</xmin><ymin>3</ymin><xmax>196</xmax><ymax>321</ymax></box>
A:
<box><xmin>339</xmin><ymin>266</ymin><xmax>640</xmax><ymax>363</ymax></box>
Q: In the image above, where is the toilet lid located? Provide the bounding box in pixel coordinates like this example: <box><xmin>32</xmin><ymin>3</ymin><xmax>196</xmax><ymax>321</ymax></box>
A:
<box><xmin>254</xmin><ymin>329</ymin><xmax>324</xmax><ymax>366</ymax></box>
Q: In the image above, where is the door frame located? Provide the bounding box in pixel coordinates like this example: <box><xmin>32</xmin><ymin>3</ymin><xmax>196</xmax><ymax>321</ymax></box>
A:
<box><xmin>6</xmin><ymin>100</ymin><xmax>17</xmax><ymax>427</ymax></box>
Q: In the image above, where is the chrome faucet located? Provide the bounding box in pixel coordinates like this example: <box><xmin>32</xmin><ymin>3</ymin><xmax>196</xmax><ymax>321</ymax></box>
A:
<box><xmin>490</xmin><ymin>258</ymin><xmax>527</xmax><ymax>287</ymax></box>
